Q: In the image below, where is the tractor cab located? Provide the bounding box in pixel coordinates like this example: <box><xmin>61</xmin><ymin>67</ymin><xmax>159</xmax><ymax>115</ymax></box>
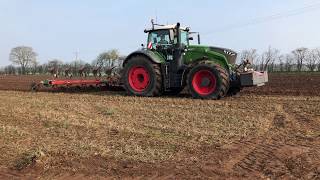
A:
<box><xmin>144</xmin><ymin>23</ymin><xmax>191</xmax><ymax>62</ymax></box>
<box><xmin>145</xmin><ymin>25</ymin><xmax>189</xmax><ymax>48</ymax></box>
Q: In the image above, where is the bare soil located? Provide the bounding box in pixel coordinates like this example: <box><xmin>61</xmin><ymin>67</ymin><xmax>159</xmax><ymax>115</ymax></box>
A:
<box><xmin>0</xmin><ymin>73</ymin><xmax>319</xmax><ymax>179</ymax></box>
<box><xmin>242</xmin><ymin>72</ymin><xmax>320</xmax><ymax>96</ymax></box>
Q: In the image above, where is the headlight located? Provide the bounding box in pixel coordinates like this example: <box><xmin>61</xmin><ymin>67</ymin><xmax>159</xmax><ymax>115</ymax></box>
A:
<box><xmin>224</xmin><ymin>50</ymin><xmax>236</xmax><ymax>56</ymax></box>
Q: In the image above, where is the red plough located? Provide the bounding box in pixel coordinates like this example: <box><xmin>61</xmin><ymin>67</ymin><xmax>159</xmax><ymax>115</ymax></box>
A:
<box><xmin>31</xmin><ymin>76</ymin><xmax>122</xmax><ymax>92</ymax></box>
<box><xmin>46</xmin><ymin>79</ymin><xmax>102</xmax><ymax>86</ymax></box>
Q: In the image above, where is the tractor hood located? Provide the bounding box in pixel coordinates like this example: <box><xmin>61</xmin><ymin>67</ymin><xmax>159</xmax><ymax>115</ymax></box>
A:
<box><xmin>186</xmin><ymin>45</ymin><xmax>238</xmax><ymax>65</ymax></box>
<box><xmin>208</xmin><ymin>46</ymin><xmax>238</xmax><ymax>64</ymax></box>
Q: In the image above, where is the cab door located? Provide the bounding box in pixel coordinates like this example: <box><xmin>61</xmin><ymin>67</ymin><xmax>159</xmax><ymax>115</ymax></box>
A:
<box><xmin>147</xmin><ymin>30</ymin><xmax>174</xmax><ymax>61</ymax></box>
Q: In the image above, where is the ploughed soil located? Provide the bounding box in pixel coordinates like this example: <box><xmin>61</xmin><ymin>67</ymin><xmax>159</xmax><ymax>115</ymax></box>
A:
<box><xmin>0</xmin><ymin>73</ymin><xmax>319</xmax><ymax>179</ymax></box>
<box><xmin>242</xmin><ymin>72</ymin><xmax>320</xmax><ymax>96</ymax></box>
<box><xmin>0</xmin><ymin>72</ymin><xmax>320</xmax><ymax>96</ymax></box>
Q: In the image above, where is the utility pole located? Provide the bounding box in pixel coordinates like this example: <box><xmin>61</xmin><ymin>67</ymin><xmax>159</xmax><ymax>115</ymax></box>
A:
<box><xmin>155</xmin><ymin>9</ymin><xmax>158</xmax><ymax>24</ymax></box>
<box><xmin>74</xmin><ymin>49</ymin><xmax>80</xmax><ymax>61</ymax></box>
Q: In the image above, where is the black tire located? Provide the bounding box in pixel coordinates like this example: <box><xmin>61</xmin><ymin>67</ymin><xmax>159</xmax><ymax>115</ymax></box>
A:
<box><xmin>122</xmin><ymin>56</ymin><xmax>162</xmax><ymax>96</ymax></box>
<box><xmin>187</xmin><ymin>61</ymin><xmax>230</xmax><ymax>99</ymax></box>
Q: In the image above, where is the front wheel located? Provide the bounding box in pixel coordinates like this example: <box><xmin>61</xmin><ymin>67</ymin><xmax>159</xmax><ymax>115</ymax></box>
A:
<box><xmin>187</xmin><ymin>62</ymin><xmax>229</xmax><ymax>99</ymax></box>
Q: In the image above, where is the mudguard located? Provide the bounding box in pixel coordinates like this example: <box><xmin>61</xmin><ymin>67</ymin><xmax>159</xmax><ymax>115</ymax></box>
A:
<box><xmin>123</xmin><ymin>49</ymin><xmax>165</xmax><ymax>67</ymax></box>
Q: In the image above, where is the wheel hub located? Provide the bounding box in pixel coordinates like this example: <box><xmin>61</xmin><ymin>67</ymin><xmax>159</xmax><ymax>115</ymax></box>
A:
<box><xmin>200</xmin><ymin>77</ymin><xmax>210</xmax><ymax>87</ymax></box>
<box><xmin>137</xmin><ymin>74</ymin><xmax>144</xmax><ymax>82</ymax></box>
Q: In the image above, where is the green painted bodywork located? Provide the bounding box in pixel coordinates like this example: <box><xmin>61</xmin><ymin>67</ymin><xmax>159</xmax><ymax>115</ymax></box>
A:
<box><xmin>124</xmin><ymin>49</ymin><xmax>166</xmax><ymax>65</ymax></box>
<box><xmin>142</xmin><ymin>45</ymin><xmax>232</xmax><ymax>71</ymax></box>
<box><xmin>146</xmin><ymin>50</ymin><xmax>166</xmax><ymax>63</ymax></box>
<box><xmin>183</xmin><ymin>45</ymin><xmax>230</xmax><ymax>70</ymax></box>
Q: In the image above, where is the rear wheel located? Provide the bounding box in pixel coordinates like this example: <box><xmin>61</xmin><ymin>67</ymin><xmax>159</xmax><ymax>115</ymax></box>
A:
<box><xmin>123</xmin><ymin>56</ymin><xmax>162</xmax><ymax>96</ymax></box>
<box><xmin>187</xmin><ymin>62</ymin><xmax>229</xmax><ymax>99</ymax></box>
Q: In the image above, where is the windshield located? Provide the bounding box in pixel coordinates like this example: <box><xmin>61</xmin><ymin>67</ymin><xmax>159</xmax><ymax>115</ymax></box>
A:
<box><xmin>147</xmin><ymin>30</ymin><xmax>171</xmax><ymax>48</ymax></box>
<box><xmin>147</xmin><ymin>29</ymin><xmax>189</xmax><ymax>48</ymax></box>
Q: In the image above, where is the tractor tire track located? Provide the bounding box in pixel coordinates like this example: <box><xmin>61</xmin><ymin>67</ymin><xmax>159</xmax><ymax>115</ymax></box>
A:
<box><xmin>224</xmin><ymin>103</ymin><xmax>320</xmax><ymax>179</ymax></box>
<box><xmin>232</xmin><ymin>134</ymin><xmax>286</xmax><ymax>177</ymax></box>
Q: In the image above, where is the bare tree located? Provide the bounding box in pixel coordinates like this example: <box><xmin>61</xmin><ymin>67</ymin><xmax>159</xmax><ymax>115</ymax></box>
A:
<box><xmin>96</xmin><ymin>49</ymin><xmax>120</xmax><ymax>68</ymax></box>
<box><xmin>278</xmin><ymin>55</ymin><xmax>285</xmax><ymax>72</ymax></box>
<box><xmin>96</xmin><ymin>52</ymin><xmax>110</xmax><ymax>74</ymax></box>
<box><xmin>108</xmin><ymin>49</ymin><xmax>120</xmax><ymax>67</ymax></box>
<box><xmin>315</xmin><ymin>48</ymin><xmax>320</xmax><ymax>71</ymax></box>
<box><xmin>71</xmin><ymin>60</ymin><xmax>85</xmax><ymax>76</ymax></box>
<box><xmin>240</xmin><ymin>49</ymin><xmax>258</xmax><ymax>62</ymax></box>
<box><xmin>306</xmin><ymin>49</ymin><xmax>318</xmax><ymax>71</ymax></box>
<box><xmin>9</xmin><ymin>46</ymin><xmax>37</xmax><ymax>74</ymax></box>
<box><xmin>91</xmin><ymin>59</ymin><xmax>103</xmax><ymax>77</ymax></box>
<box><xmin>258</xmin><ymin>54</ymin><xmax>265</xmax><ymax>71</ymax></box>
<box><xmin>4</xmin><ymin>65</ymin><xmax>17</xmax><ymax>75</ymax></box>
<box><xmin>118</xmin><ymin>56</ymin><xmax>126</xmax><ymax>67</ymax></box>
<box><xmin>48</xmin><ymin>59</ymin><xmax>63</xmax><ymax>76</ymax></box>
<box><xmin>78</xmin><ymin>63</ymin><xmax>91</xmax><ymax>77</ymax></box>
<box><xmin>36</xmin><ymin>64</ymin><xmax>45</xmax><ymax>74</ymax></box>
<box><xmin>285</xmin><ymin>54</ymin><xmax>294</xmax><ymax>72</ymax></box>
<box><xmin>30</xmin><ymin>61</ymin><xmax>39</xmax><ymax>74</ymax></box>
<box><xmin>261</xmin><ymin>46</ymin><xmax>279</xmax><ymax>71</ymax></box>
<box><xmin>92</xmin><ymin>58</ymin><xmax>103</xmax><ymax>68</ymax></box>
<box><xmin>292</xmin><ymin>47</ymin><xmax>308</xmax><ymax>72</ymax></box>
<box><xmin>240</xmin><ymin>49</ymin><xmax>258</xmax><ymax>68</ymax></box>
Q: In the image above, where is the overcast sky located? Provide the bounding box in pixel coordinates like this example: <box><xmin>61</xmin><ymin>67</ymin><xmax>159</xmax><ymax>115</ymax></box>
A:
<box><xmin>0</xmin><ymin>0</ymin><xmax>320</xmax><ymax>66</ymax></box>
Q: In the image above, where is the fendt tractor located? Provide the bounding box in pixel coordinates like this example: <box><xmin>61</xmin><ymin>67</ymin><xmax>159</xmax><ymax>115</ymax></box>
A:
<box><xmin>121</xmin><ymin>21</ymin><xmax>268</xmax><ymax>99</ymax></box>
<box><xmin>34</xmin><ymin>22</ymin><xmax>268</xmax><ymax>99</ymax></box>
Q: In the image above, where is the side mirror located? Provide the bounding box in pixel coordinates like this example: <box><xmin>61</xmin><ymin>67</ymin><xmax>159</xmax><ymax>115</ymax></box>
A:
<box><xmin>197</xmin><ymin>33</ymin><xmax>201</xmax><ymax>44</ymax></box>
<box><xmin>188</xmin><ymin>37</ymin><xmax>194</xmax><ymax>40</ymax></box>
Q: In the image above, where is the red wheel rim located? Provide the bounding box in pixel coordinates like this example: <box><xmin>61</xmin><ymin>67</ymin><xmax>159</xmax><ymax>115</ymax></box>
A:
<box><xmin>192</xmin><ymin>70</ymin><xmax>217</xmax><ymax>95</ymax></box>
<box><xmin>128</xmin><ymin>66</ymin><xmax>150</xmax><ymax>92</ymax></box>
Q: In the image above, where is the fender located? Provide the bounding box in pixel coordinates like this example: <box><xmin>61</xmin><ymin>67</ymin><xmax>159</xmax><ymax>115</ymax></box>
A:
<box><xmin>123</xmin><ymin>49</ymin><xmax>165</xmax><ymax>67</ymax></box>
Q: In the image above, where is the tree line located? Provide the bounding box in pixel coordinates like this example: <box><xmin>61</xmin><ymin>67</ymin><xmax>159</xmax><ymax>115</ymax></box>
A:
<box><xmin>1</xmin><ymin>45</ymin><xmax>320</xmax><ymax>75</ymax></box>
<box><xmin>0</xmin><ymin>46</ymin><xmax>125</xmax><ymax>76</ymax></box>
<box><xmin>240</xmin><ymin>46</ymin><xmax>320</xmax><ymax>72</ymax></box>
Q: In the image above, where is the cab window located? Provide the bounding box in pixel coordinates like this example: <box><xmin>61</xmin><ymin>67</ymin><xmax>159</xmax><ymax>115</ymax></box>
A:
<box><xmin>180</xmin><ymin>30</ymin><xmax>188</xmax><ymax>46</ymax></box>
<box><xmin>148</xmin><ymin>30</ymin><xmax>171</xmax><ymax>48</ymax></box>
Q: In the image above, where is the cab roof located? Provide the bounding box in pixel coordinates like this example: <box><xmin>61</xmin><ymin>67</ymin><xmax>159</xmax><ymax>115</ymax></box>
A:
<box><xmin>144</xmin><ymin>24</ymin><xmax>189</xmax><ymax>33</ymax></box>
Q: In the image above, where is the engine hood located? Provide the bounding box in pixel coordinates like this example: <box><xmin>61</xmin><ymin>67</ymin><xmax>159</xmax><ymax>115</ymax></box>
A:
<box><xmin>209</xmin><ymin>46</ymin><xmax>238</xmax><ymax>64</ymax></box>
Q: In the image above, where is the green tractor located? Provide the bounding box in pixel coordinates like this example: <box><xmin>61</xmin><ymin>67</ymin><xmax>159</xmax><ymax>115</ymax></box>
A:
<box><xmin>122</xmin><ymin>22</ymin><xmax>268</xmax><ymax>99</ymax></box>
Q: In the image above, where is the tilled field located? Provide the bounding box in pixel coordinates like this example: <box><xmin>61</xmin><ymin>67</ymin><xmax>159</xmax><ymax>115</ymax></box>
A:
<box><xmin>0</xmin><ymin>73</ymin><xmax>319</xmax><ymax>179</ymax></box>
<box><xmin>1</xmin><ymin>73</ymin><xmax>320</xmax><ymax>95</ymax></box>
<box><xmin>242</xmin><ymin>72</ymin><xmax>320</xmax><ymax>96</ymax></box>
<box><xmin>0</xmin><ymin>75</ymin><xmax>50</xmax><ymax>91</ymax></box>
